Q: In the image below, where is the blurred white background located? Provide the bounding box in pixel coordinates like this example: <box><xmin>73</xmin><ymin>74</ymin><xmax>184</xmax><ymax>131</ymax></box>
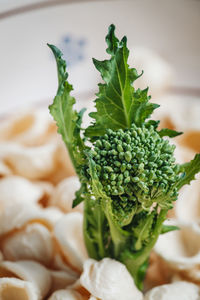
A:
<box><xmin>0</xmin><ymin>0</ymin><xmax>200</xmax><ymax>114</ymax></box>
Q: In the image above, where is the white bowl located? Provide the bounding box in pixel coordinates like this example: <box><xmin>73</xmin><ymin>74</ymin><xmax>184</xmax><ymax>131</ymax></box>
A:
<box><xmin>0</xmin><ymin>0</ymin><xmax>200</xmax><ymax>115</ymax></box>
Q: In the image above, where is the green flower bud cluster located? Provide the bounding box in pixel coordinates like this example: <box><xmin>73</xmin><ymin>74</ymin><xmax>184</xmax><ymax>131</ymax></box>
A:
<box><xmin>90</xmin><ymin>124</ymin><xmax>179</xmax><ymax>211</ymax></box>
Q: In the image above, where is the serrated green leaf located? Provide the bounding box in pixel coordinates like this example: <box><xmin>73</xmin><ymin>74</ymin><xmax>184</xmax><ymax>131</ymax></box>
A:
<box><xmin>177</xmin><ymin>153</ymin><xmax>200</xmax><ymax>190</ymax></box>
<box><xmin>145</xmin><ymin>120</ymin><xmax>160</xmax><ymax>129</ymax></box>
<box><xmin>129</xmin><ymin>88</ymin><xmax>160</xmax><ymax>126</ymax></box>
<box><xmin>85</xmin><ymin>24</ymin><xmax>158</xmax><ymax>138</ymax></box>
<box><xmin>48</xmin><ymin>44</ymin><xmax>86</xmax><ymax>173</ymax></box>
<box><xmin>158</xmin><ymin>128</ymin><xmax>183</xmax><ymax>138</ymax></box>
<box><xmin>161</xmin><ymin>224</ymin><xmax>179</xmax><ymax>234</ymax></box>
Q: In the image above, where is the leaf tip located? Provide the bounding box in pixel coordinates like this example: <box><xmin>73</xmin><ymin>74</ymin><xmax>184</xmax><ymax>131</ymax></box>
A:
<box><xmin>108</xmin><ymin>23</ymin><xmax>115</xmax><ymax>33</ymax></box>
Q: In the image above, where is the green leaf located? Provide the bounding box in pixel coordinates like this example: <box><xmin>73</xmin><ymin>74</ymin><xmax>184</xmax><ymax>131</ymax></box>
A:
<box><xmin>132</xmin><ymin>212</ymin><xmax>155</xmax><ymax>251</ymax></box>
<box><xmin>72</xmin><ymin>182</ymin><xmax>87</xmax><ymax>208</ymax></box>
<box><xmin>129</xmin><ymin>88</ymin><xmax>159</xmax><ymax>126</ymax></box>
<box><xmin>158</xmin><ymin>128</ymin><xmax>183</xmax><ymax>138</ymax></box>
<box><xmin>48</xmin><ymin>44</ymin><xmax>86</xmax><ymax>173</ymax></box>
<box><xmin>83</xmin><ymin>192</ymin><xmax>108</xmax><ymax>259</ymax></box>
<box><xmin>83</xmin><ymin>193</ymin><xmax>100</xmax><ymax>259</ymax></box>
<box><xmin>177</xmin><ymin>154</ymin><xmax>200</xmax><ymax>190</ymax></box>
<box><xmin>161</xmin><ymin>224</ymin><xmax>179</xmax><ymax>234</ymax></box>
<box><xmin>145</xmin><ymin>120</ymin><xmax>160</xmax><ymax>129</ymax></box>
<box><xmin>85</xmin><ymin>24</ymin><xmax>158</xmax><ymax>138</ymax></box>
<box><xmin>136</xmin><ymin>259</ymin><xmax>149</xmax><ymax>291</ymax></box>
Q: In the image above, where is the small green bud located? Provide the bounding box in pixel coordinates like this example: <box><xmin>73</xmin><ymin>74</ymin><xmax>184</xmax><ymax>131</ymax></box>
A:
<box><xmin>139</xmin><ymin>173</ymin><xmax>146</xmax><ymax>180</ymax></box>
<box><xmin>124</xmin><ymin>176</ymin><xmax>131</xmax><ymax>184</ymax></box>
<box><xmin>138</xmin><ymin>163</ymin><xmax>144</xmax><ymax>170</ymax></box>
<box><xmin>124</xmin><ymin>170</ymin><xmax>129</xmax><ymax>178</ymax></box>
<box><xmin>112</xmin><ymin>189</ymin><xmax>119</xmax><ymax>195</ymax></box>
<box><xmin>96</xmin><ymin>164</ymin><xmax>101</xmax><ymax>172</ymax></box>
<box><xmin>103</xmin><ymin>173</ymin><xmax>108</xmax><ymax>180</ymax></box>
<box><xmin>114</xmin><ymin>161</ymin><xmax>121</xmax><ymax>167</ymax></box>
<box><xmin>119</xmin><ymin>152</ymin><xmax>125</xmax><ymax>160</ymax></box>
<box><xmin>101</xmin><ymin>150</ymin><xmax>107</xmax><ymax>156</ymax></box>
<box><xmin>95</xmin><ymin>140</ymin><xmax>102</xmax><ymax>148</ymax></box>
<box><xmin>107</xmin><ymin>129</ymin><xmax>113</xmax><ymax>135</ymax></box>
<box><xmin>118</xmin><ymin>186</ymin><xmax>124</xmax><ymax>194</ymax></box>
<box><xmin>125</xmin><ymin>151</ymin><xmax>132</xmax><ymax>162</ymax></box>
<box><xmin>117</xmin><ymin>144</ymin><xmax>123</xmax><ymax>153</ymax></box>
<box><xmin>127</xmin><ymin>164</ymin><xmax>132</xmax><ymax>170</ymax></box>
<box><xmin>125</xmin><ymin>135</ymin><xmax>131</xmax><ymax>144</ymax></box>
<box><xmin>111</xmin><ymin>149</ymin><xmax>118</xmax><ymax>156</ymax></box>
<box><xmin>126</xmin><ymin>144</ymin><xmax>132</xmax><ymax>151</ymax></box>
<box><xmin>149</xmin><ymin>154</ymin><xmax>157</xmax><ymax>162</ymax></box>
<box><xmin>111</xmin><ymin>181</ymin><xmax>116</xmax><ymax>186</ymax></box>
<box><xmin>132</xmin><ymin>130</ymin><xmax>137</xmax><ymax>137</ymax></box>
<box><xmin>149</xmin><ymin>170</ymin><xmax>155</xmax><ymax>180</ymax></box>
<box><xmin>110</xmin><ymin>173</ymin><xmax>116</xmax><ymax>180</ymax></box>
<box><xmin>90</xmin><ymin>150</ymin><xmax>97</xmax><ymax>156</ymax></box>
<box><xmin>104</xmin><ymin>141</ymin><xmax>111</xmax><ymax>150</ymax></box>
<box><xmin>121</xmin><ymin>163</ymin><xmax>126</xmax><ymax>172</ymax></box>
<box><xmin>118</xmin><ymin>174</ymin><xmax>123</xmax><ymax>181</ymax></box>
<box><xmin>104</xmin><ymin>166</ymin><xmax>113</xmax><ymax>173</ymax></box>
<box><xmin>162</xmin><ymin>166</ymin><xmax>173</xmax><ymax>174</ymax></box>
<box><xmin>138</xmin><ymin>181</ymin><xmax>147</xmax><ymax>191</ymax></box>
<box><xmin>132</xmin><ymin>177</ymin><xmax>139</xmax><ymax>182</ymax></box>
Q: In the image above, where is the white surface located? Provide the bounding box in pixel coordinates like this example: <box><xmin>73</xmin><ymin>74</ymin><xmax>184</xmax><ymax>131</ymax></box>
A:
<box><xmin>0</xmin><ymin>0</ymin><xmax>49</xmax><ymax>13</ymax></box>
<box><xmin>0</xmin><ymin>0</ymin><xmax>200</xmax><ymax>114</ymax></box>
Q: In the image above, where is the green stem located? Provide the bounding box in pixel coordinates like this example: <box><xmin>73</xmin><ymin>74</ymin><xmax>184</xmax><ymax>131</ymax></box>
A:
<box><xmin>104</xmin><ymin>206</ymin><xmax>128</xmax><ymax>258</ymax></box>
<box><xmin>83</xmin><ymin>195</ymin><xmax>108</xmax><ymax>259</ymax></box>
<box><xmin>83</xmin><ymin>196</ymin><xmax>99</xmax><ymax>259</ymax></box>
<box><xmin>121</xmin><ymin>209</ymin><xmax>167</xmax><ymax>289</ymax></box>
<box><xmin>95</xmin><ymin>205</ymin><xmax>107</xmax><ymax>258</ymax></box>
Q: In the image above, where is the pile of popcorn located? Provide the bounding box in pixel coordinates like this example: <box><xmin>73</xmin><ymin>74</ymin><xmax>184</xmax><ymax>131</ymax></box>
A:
<box><xmin>0</xmin><ymin>99</ymin><xmax>199</xmax><ymax>300</ymax></box>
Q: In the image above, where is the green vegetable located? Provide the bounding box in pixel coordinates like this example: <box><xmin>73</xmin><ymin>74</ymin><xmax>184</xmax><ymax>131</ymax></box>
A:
<box><xmin>48</xmin><ymin>24</ymin><xmax>200</xmax><ymax>290</ymax></box>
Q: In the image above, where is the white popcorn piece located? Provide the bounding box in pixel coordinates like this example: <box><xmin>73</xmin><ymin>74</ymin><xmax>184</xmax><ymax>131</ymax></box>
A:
<box><xmin>0</xmin><ymin>142</ymin><xmax>58</xmax><ymax>180</ymax></box>
<box><xmin>0</xmin><ymin>201</ymin><xmax>43</xmax><ymax>236</ymax></box>
<box><xmin>48</xmin><ymin>289</ymin><xmax>82</xmax><ymax>300</ymax></box>
<box><xmin>175</xmin><ymin>174</ymin><xmax>200</xmax><ymax>222</ymax></box>
<box><xmin>0</xmin><ymin>260</ymin><xmax>51</xmax><ymax>299</ymax></box>
<box><xmin>52</xmin><ymin>253</ymin><xmax>80</xmax><ymax>277</ymax></box>
<box><xmin>1</xmin><ymin>223</ymin><xmax>54</xmax><ymax>266</ymax></box>
<box><xmin>54</xmin><ymin>213</ymin><xmax>88</xmax><ymax>273</ymax></box>
<box><xmin>0</xmin><ymin>199</ymin><xmax>64</xmax><ymax>237</ymax></box>
<box><xmin>80</xmin><ymin>258</ymin><xmax>143</xmax><ymax>300</ymax></box>
<box><xmin>154</xmin><ymin>219</ymin><xmax>200</xmax><ymax>282</ymax></box>
<box><xmin>144</xmin><ymin>281</ymin><xmax>200</xmax><ymax>300</ymax></box>
<box><xmin>0</xmin><ymin>109</ymin><xmax>55</xmax><ymax>146</ymax></box>
<box><xmin>0</xmin><ymin>160</ymin><xmax>11</xmax><ymax>177</ymax></box>
<box><xmin>0</xmin><ymin>251</ymin><xmax>3</xmax><ymax>262</ymax></box>
<box><xmin>50</xmin><ymin>270</ymin><xmax>78</xmax><ymax>293</ymax></box>
<box><xmin>49</xmin><ymin>176</ymin><xmax>83</xmax><ymax>213</ymax></box>
<box><xmin>0</xmin><ymin>175</ymin><xmax>53</xmax><ymax>206</ymax></box>
<box><xmin>0</xmin><ymin>277</ymin><xmax>40</xmax><ymax>300</ymax></box>
<box><xmin>40</xmin><ymin>207</ymin><xmax>64</xmax><ymax>227</ymax></box>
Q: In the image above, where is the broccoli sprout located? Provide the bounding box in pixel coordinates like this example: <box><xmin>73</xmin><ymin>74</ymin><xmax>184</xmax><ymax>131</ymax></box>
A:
<box><xmin>49</xmin><ymin>24</ymin><xmax>200</xmax><ymax>290</ymax></box>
